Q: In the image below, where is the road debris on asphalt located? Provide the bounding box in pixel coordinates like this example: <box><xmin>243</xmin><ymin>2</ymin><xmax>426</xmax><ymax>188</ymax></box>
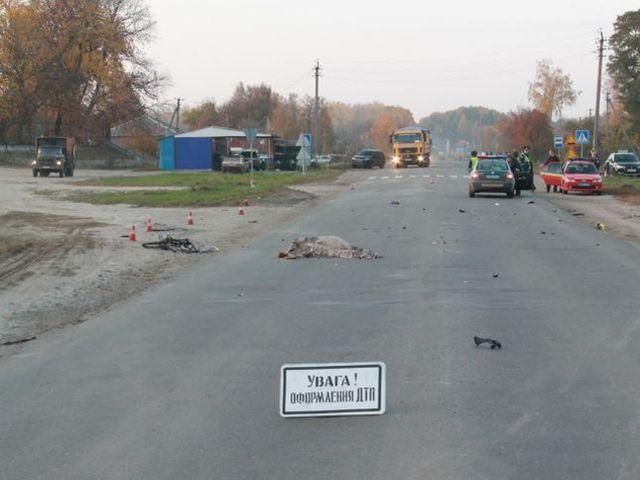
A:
<box><xmin>142</xmin><ymin>236</ymin><xmax>219</xmax><ymax>254</ymax></box>
<box><xmin>528</xmin><ymin>200</ymin><xmax>536</xmax><ymax>204</ymax></box>
<box><xmin>597</xmin><ymin>223</ymin><xmax>606</xmax><ymax>231</ymax></box>
<box><xmin>458</xmin><ymin>208</ymin><xmax>466</xmax><ymax>213</ymax></box>
<box><xmin>278</xmin><ymin>236</ymin><xmax>382</xmax><ymax>260</ymax></box>
<box><xmin>492</xmin><ymin>273</ymin><xmax>500</xmax><ymax>278</ymax></box>
<box><xmin>390</xmin><ymin>201</ymin><xmax>401</xmax><ymax>206</ymax></box>
<box><xmin>0</xmin><ymin>336</ymin><xmax>36</xmax><ymax>347</ymax></box>
<box><xmin>474</xmin><ymin>336</ymin><xmax>502</xmax><ymax>350</ymax></box>
<box><xmin>149</xmin><ymin>223</ymin><xmax>179</xmax><ymax>232</ymax></box>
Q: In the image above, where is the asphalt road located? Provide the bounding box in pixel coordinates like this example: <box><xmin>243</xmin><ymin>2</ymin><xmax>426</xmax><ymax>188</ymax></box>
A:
<box><xmin>2</xmin><ymin>159</ymin><xmax>640</xmax><ymax>479</ymax></box>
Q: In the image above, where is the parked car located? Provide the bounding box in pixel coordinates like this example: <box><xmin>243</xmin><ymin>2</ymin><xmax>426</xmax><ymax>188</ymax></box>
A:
<box><xmin>351</xmin><ymin>149</ymin><xmax>385</xmax><ymax>169</ymax></box>
<box><xmin>468</xmin><ymin>155</ymin><xmax>515</xmax><ymax>198</ymax></box>
<box><xmin>311</xmin><ymin>155</ymin><xmax>332</xmax><ymax>167</ymax></box>
<box><xmin>561</xmin><ymin>160</ymin><xmax>602</xmax><ymax>195</ymax></box>
<box><xmin>604</xmin><ymin>151</ymin><xmax>640</xmax><ymax>176</ymax></box>
<box><xmin>221</xmin><ymin>155</ymin><xmax>250</xmax><ymax>173</ymax></box>
<box><xmin>540</xmin><ymin>161</ymin><xmax>563</xmax><ymax>192</ymax></box>
<box><xmin>222</xmin><ymin>149</ymin><xmax>265</xmax><ymax>173</ymax></box>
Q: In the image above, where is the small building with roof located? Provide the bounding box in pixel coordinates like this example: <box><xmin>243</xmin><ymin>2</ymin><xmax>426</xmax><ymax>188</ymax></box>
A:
<box><xmin>159</xmin><ymin>126</ymin><xmax>275</xmax><ymax>171</ymax></box>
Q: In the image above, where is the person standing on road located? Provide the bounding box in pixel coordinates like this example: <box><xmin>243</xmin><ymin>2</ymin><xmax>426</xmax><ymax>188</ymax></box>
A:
<box><xmin>519</xmin><ymin>145</ymin><xmax>536</xmax><ymax>191</ymax></box>
<box><xmin>589</xmin><ymin>149</ymin><xmax>601</xmax><ymax>170</ymax></box>
<box><xmin>542</xmin><ymin>149</ymin><xmax>560</xmax><ymax>167</ymax></box>
<box><xmin>468</xmin><ymin>150</ymin><xmax>479</xmax><ymax>172</ymax></box>
<box><xmin>507</xmin><ymin>153</ymin><xmax>522</xmax><ymax>173</ymax></box>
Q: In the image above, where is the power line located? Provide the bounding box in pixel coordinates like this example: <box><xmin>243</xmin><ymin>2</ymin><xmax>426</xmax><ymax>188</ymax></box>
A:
<box><xmin>323</xmin><ymin>27</ymin><xmax>598</xmax><ymax>68</ymax></box>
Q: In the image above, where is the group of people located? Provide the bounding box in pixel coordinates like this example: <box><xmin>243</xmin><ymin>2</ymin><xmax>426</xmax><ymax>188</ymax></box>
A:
<box><xmin>542</xmin><ymin>148</ymin><xmax>601</xmax><ymax>171</ymax></box>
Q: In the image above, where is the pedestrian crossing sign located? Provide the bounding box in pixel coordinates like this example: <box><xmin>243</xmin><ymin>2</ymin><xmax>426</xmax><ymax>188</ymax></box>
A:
<box><xmin>575</xmin><ymin>130</ymin><xmax>590</xmax><ymax>145</ymax></box>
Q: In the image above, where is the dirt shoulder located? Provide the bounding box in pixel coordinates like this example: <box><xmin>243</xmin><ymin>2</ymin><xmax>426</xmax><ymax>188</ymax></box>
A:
<box><xmin>544</xmin><ymin>189</ymin><xmax>640</xmax><ymax>246</ymax></box>
<box><xmin>0</xmin><ymin>167</ymin><xmax>346</xmax><ymax>354</ymax></box>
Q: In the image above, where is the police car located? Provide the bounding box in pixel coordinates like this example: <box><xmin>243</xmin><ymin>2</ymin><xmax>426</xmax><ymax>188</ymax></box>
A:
<box><xmin>604</xmin><ymin>151</ymin><xmax>640</xmax><ymax>176</ymax></box>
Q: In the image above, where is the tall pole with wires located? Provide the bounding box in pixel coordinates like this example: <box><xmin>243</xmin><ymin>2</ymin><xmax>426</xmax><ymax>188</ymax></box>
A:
<box><xmin>175</xmin><ymin>98</ymin><xmax>184</xmax><ymax>132</ymax></box>
<box><xmin>313</xmin><ymin>59</ymin><xmax>321</xmax><ymax>161</ymax></box>
<box><xmin>593</xmin><ymin>31</ymin><xmax>605</xmax><ymax>150</ymax></box>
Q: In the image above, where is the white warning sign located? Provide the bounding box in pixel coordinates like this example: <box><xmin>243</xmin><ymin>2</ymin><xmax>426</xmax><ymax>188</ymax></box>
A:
<box><xmin>280</xmin><ymin>362</ymin><xmax>386</xmax><ymax>418</ymax></box>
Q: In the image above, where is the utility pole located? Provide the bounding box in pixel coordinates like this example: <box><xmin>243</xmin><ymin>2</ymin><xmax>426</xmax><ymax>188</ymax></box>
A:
<box><xmin>175</xmin><ymin>98</ymin><xmax>184</xmax><ymax>132</ymax></box>
<box><xmin>593</xmin><ymin>31</ymin><xmax>605</xmax><ymax>150</ymax></box>
<box><xmin>313</xmin><ymin>59</ymin><xmax>321</xmax><ymax>161</ymax></box>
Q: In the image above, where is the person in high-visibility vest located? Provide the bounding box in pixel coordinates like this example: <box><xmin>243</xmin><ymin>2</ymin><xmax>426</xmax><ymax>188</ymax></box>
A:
<box><xmin>519</xmin><ymin>145</ymin><xmax>536</xmax><ymax>191</ymax></box>
<box><xmin>468</xmin><ymin>150</ymin><xmax>479</xmax><ymax>171</ymax></box>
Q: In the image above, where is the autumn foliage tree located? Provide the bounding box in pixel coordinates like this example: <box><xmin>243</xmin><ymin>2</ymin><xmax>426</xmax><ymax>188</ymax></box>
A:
<box><xmin>528</xmin><ymin>59</ymin><xmax>579</xmax><ymax>120</ymax></box>
<box><xmin>497</xmin><ymin>109</ymin><xmax>552</xmax><ymax>159</ymax></box>
<box><xmin>0</xmin><ymin>0</ymin><xmax>159</xmax><ymax>142</ymax></box>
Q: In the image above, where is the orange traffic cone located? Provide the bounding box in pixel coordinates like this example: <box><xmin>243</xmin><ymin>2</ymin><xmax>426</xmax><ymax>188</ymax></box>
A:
<box><xmin>243</xmin><ymin>197</ymin><xmax>250</xmax><ymax>206</ymax></box>
<box><xmin>187</xmin><ymin>210</ymin><xmax>195</xmax><ymax>226</ymax></box>
<box><xmin>128</xmin><ymin>225</ymin><xmax>137</xmax><ymax>242</ymax></box>
<box><xmin>146</xmin><ymin>217</ymin><xmax>153</xmax><ymax>233</ymax></box>
<box><xmin>238</xmin><ymin>206</ymin><xmax>245</xmax><ymax>216</ymax></box>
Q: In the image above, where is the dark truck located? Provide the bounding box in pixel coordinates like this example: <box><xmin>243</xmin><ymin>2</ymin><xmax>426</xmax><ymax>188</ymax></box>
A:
<box><xmin>32</xmin><ymin>137</ymin><xmax>76</xmax><ymax>177</ymax></box>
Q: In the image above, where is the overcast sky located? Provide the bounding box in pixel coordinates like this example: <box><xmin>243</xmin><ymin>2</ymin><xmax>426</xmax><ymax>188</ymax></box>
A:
<box><xmin>147</xmin><ymin>0</ymin><xmax>638</xmax><ymax>121</ymax></box>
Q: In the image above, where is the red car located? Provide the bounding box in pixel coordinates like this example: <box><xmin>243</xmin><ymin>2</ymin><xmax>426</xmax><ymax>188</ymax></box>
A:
<box><xmin>561</xmin><ymin>161</ymin><xmax>603</xmax><ymax>195</ymax></box>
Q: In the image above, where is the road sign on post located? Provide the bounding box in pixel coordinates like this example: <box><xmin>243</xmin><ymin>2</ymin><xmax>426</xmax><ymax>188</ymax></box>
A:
<box><xmin>296</xmin><ymin>133</ymin><xmax>312</xmax><ymax>175</ymax></box>
<box><xmin>280</xmin><ymin>362</ymin><xmax>386</xmax><ymax>418</ymax></box>
<box><xmin>243</xmin><ymin>128</ymin><xmax>259</xmax><ymax>188</ymax></box>
<box><xmin>554</xmin><ymin>135</ymin><xmax>563</xmax><ymax>149</ymax></box>
<box><xmin>575</xmin><ymin>130</ymin><xmax>590</xmax><ymax>157</ymax></box>
<box><xmin>575</xmin><ymin>130</ymin><xmax>590</xmax><ymax>145</ymax></box>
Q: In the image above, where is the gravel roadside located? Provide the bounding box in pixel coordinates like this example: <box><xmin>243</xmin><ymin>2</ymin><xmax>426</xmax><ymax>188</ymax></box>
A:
<box><xmin>0</xmin><ymin>167</ymin><xmax>345</xmax><ymax>354</ymax></box>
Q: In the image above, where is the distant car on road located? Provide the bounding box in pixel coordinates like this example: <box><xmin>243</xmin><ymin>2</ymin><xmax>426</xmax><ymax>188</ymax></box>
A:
<box><xmin>604</xmin><ymin>151</ymin><xmax>640</xmax><ymax>176</ymax></box>
<box><xmin>469</xmin><ymin>155</ymin><xmax>515</xmax><ymax>198</ymax></box>
<box><xmin>540</xmin><ymin>161</ymin><xmax>563</xmax><ymax>192</ymax></box>
<box><xmin>561</xmin><ymin>160</ymin><xmax>602</xmax><ymax>195</ymax></box>
<box><xmin>351</xmin><ymin>149</ymin><xmax>385</xmax><ymax>169</ymax></box>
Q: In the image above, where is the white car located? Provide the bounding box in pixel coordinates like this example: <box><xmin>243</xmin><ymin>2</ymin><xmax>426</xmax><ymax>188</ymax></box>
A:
<box><xmin>312</xmin><ymin>155</ymin><xmax>332</xmax><ymax>166</ymax></box>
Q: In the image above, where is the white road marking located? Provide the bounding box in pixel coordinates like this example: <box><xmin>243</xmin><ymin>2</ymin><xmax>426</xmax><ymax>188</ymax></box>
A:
<box><xmin>450</xmin><ymin>175</ymin><xmax>458</xmax><ymax>179</ymax></box>
<box><xmin>436</xmin><ymin>174</ymin><xmax>444</xmax><ymax>178</ymax></box>
<box><xmin>368</xmin><ymin>176</ymin><xmax>377</xmax><ymax>180</ymax></box>
<box><xmin>409</xmin><ymin>175</ymin><xmax>417</xmax><ymax>179</ymax></box>
<box><xmin>395</xmin><ymin>175</ymin><xmax>403</xmax><ymax>179</ymax></box>
<box><xmin>424</xmin><ymin>174</ymin><xmax>431</xmax><ymax>178</ymax></box>
<box><xmin>381</xmin><ymin>176</ymin><xmax>390</xmax><ymax>180</ymax></box>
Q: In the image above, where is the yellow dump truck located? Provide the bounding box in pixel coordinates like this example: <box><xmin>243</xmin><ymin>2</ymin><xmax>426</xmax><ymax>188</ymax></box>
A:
<box><xmin>390</xmin><ymin>127</ymin><xmax>432</xmax><ymax>168</ymax></box>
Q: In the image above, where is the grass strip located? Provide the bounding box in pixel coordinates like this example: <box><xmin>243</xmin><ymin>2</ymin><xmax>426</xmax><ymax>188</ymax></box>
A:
<box><xmin>603</xmin><ymin>175</ymin><xmax>640</xmax><ymax>196</ymax></box>
<box><xmin>68</xmin><ymin>170</ymin><xmax>342</xmax><ymax>207</ymax></box>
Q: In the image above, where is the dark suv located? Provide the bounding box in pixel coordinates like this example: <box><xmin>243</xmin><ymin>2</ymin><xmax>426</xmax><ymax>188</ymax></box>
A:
<box><xmin>351</xmin><ymin>149</ymin><xmax>386</xmax><ymax>169</ymax></box>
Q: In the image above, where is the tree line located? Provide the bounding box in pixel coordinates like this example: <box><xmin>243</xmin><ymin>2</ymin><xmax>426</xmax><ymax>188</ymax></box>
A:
<box><xmin>182</xmin><ymin>84</ymin><xmax>416</xmax><ymax>156</ymax></box>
